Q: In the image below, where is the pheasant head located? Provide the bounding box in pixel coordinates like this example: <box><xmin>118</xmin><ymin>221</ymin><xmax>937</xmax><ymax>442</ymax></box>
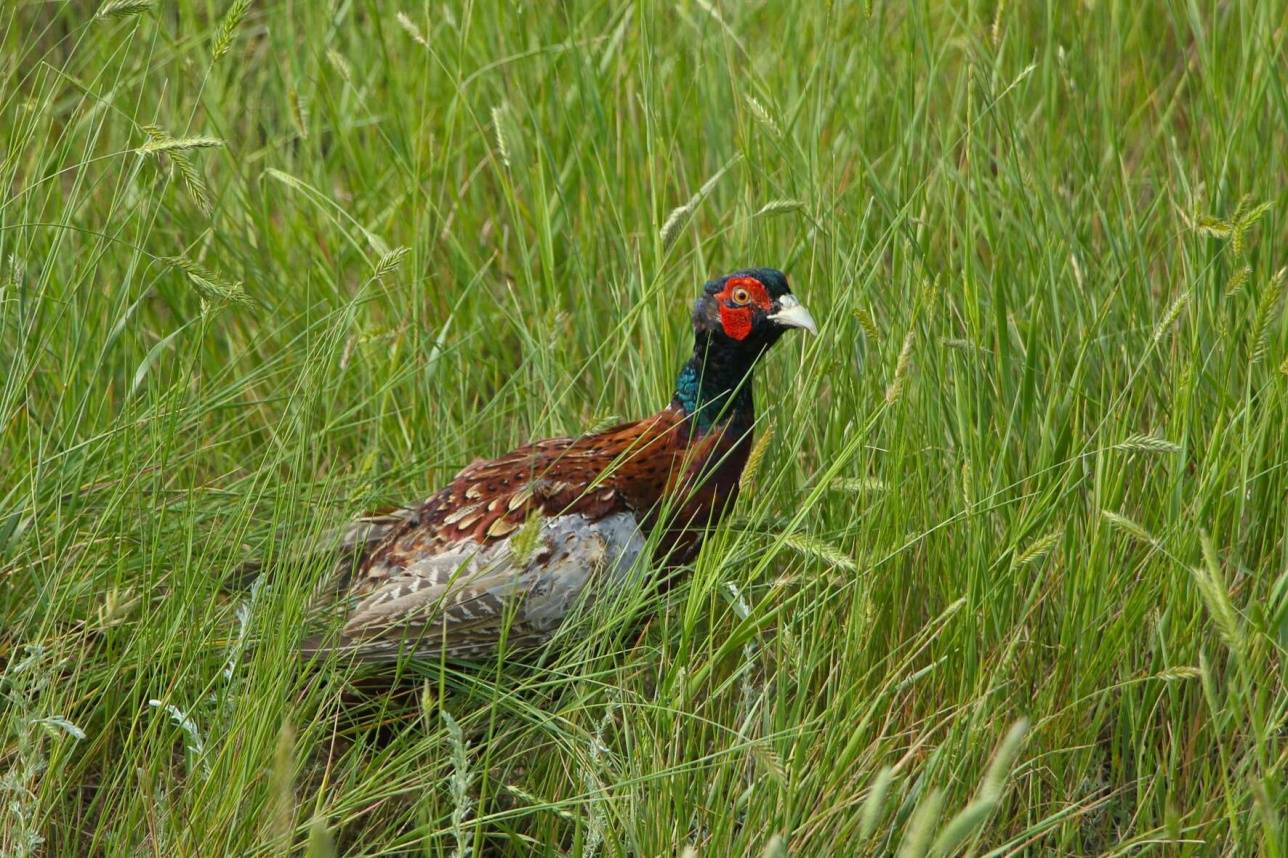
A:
<box><xmin>674</xmin><ymin>267</ymin><xmax>816</xmax><ymax>430</ymax></box>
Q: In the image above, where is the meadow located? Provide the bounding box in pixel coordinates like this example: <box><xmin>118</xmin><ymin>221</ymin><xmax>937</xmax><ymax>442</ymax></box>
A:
<box><xmin>2</xmin><ymin>1</ymin><xmax>1286</xmax><ymax>854</ymax></box>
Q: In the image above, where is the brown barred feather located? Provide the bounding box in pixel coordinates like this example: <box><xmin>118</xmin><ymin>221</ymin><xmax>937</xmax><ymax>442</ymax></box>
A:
<box><xmin>349</xmin><ymin>405</ymin><xmax>741</xmax><ymax>598</ymax></box>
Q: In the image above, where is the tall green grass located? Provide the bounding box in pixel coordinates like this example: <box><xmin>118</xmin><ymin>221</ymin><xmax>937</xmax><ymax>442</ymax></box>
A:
<box><xmin>2</xmin><ymin>1</ymin><xmax>1286</xmax><ymax>854</ymax></box>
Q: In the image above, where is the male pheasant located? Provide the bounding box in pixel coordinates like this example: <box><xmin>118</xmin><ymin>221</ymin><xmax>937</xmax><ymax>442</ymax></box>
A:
<box><xmin>304</xmin><ymin>268</ymin><xmax>815</xmax><ymax>661</ymax></box>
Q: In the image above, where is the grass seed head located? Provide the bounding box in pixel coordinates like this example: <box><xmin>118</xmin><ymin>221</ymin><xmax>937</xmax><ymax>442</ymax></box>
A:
<box><xmin>97</xmin><ymin>0</ymin><xmax>153</xmax><ymax>18</ymax></box>
<box><xmin>854</xmin><ymin>307</ymin><xmax>882</xmax><ymax>344</ymax></box>
<box><xmin>1100</xmin><ymin>509</ymin><xmax>1157</xmax><ymax>546</ymax></box>
<box><xmin>325</xmin><ymin>49</ymin><xmax>353</xmax><ymax>84</ymax></box>
<box><xmin>1152</xmin><ymin>293</ymin><xmax>1189</xmax><ymax>345</ymax></box>
<box><xmin>743</xmin><ymin>94</ymin><xmax>782</xmax><ymax>137</ymax></box>
<box><xmin>1014</xmin><ymin>529</ymin><xmax>1062</xmax><ymax>566</ymax></box>
<box><xmin>397</xmin><ymin>11</ymin><xmax>430</xmax><ymax>48</ymax></box>
<box><xmin>885</xmin><ymin>329</ymin><xmax>916</xmax><ymax>405</ymax></box>
<box><xmin>1113</xmin><ymin>434</ymin><xmax>1181</xmax><ymax>454</ymax></box>
<box><xmin>897</xmin><ymin>787</ymin><xmax>944</xmax><ymax>858</ymax></box>
<box><xmin>212</xmin><ymin>0</ymin><xmax>253</xmax><ymax>61</ymax></box>
<box><xmin>782</xmin><ymin>531</ymin><xmax>857</xmax><ymax>572</ymax></box>
<box><xmin>137</xmin><ymin>135</ymin><xmax>224</xmax><ymax>155</ymax></box>
<box><xmin>859</xmin><ymin>766</ymin><xmax>895</xmax><ymax>839</ymax></box>
<box><xmin>754</xmin><ymin>199</ymin><xmax>804</xmax><ymax>218</ymax></box>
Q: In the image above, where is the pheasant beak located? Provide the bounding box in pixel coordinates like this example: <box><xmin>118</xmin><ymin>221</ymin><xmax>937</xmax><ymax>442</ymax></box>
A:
<box><xmin>768</xmin><ymin>294</ymin><xmax>817</xmax><ymax>335</ymax></box>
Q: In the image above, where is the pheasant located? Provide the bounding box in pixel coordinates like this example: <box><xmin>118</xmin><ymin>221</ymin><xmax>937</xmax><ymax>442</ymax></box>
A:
<box><xmin>303</xmin><ymin>268</ymin><xmax>815</xmax><ymax>661</ymax></box>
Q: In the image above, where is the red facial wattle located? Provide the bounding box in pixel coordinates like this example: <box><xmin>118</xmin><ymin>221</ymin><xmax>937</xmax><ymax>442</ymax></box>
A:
<box><xmin>715</xmin><ymin>276</ymin><xmax>772</xmax><ymax>341</ymax></box>
<box><xmin>719</xmin><ymin>304</ymin><xmax>754</xmax><ymax>340</ymax></box>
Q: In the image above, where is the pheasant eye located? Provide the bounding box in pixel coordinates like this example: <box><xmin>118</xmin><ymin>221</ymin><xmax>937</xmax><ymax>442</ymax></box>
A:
<box><xmin>731</xmin><ymin>287</ymin><xmax>751</xmax><ymax>305</ymax></box>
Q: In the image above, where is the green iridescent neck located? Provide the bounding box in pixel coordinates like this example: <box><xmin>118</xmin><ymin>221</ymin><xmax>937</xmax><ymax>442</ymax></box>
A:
<box><xmin>673</xmin><ymin>334</ymin><xmax>756</xmax><ymax>431</ymax></box>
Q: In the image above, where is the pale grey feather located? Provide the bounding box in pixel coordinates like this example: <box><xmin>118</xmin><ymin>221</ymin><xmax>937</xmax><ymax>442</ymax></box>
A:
<box><xmin>321</xmin><ymin>512</ymin><xmax>644</xmax><ymax>661</ymax></box>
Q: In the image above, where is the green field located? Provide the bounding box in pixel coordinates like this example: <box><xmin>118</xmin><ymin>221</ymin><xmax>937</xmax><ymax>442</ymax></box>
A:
<box><xmin>3</xmin><ymin>1</ymin><xmax>1287</xmax><ymax>855</ymax></box>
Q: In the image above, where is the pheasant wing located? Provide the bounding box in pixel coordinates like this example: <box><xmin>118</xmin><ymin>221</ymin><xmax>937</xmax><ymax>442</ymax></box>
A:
<box><xmin>350</xmin><ymin>409</ymin><xmax>687</xmax><ymax>598</ymax></box>
<box><xmin>309</xmin><ymin>511</ymin><xmax>646</xmax><ymax>662</ymax></box>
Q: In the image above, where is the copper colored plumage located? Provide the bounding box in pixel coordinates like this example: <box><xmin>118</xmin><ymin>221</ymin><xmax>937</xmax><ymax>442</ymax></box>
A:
<box><xmin>300</xmin><ymin>267</ymin><xmax>816</xmax><ymax>662</ymax></box>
